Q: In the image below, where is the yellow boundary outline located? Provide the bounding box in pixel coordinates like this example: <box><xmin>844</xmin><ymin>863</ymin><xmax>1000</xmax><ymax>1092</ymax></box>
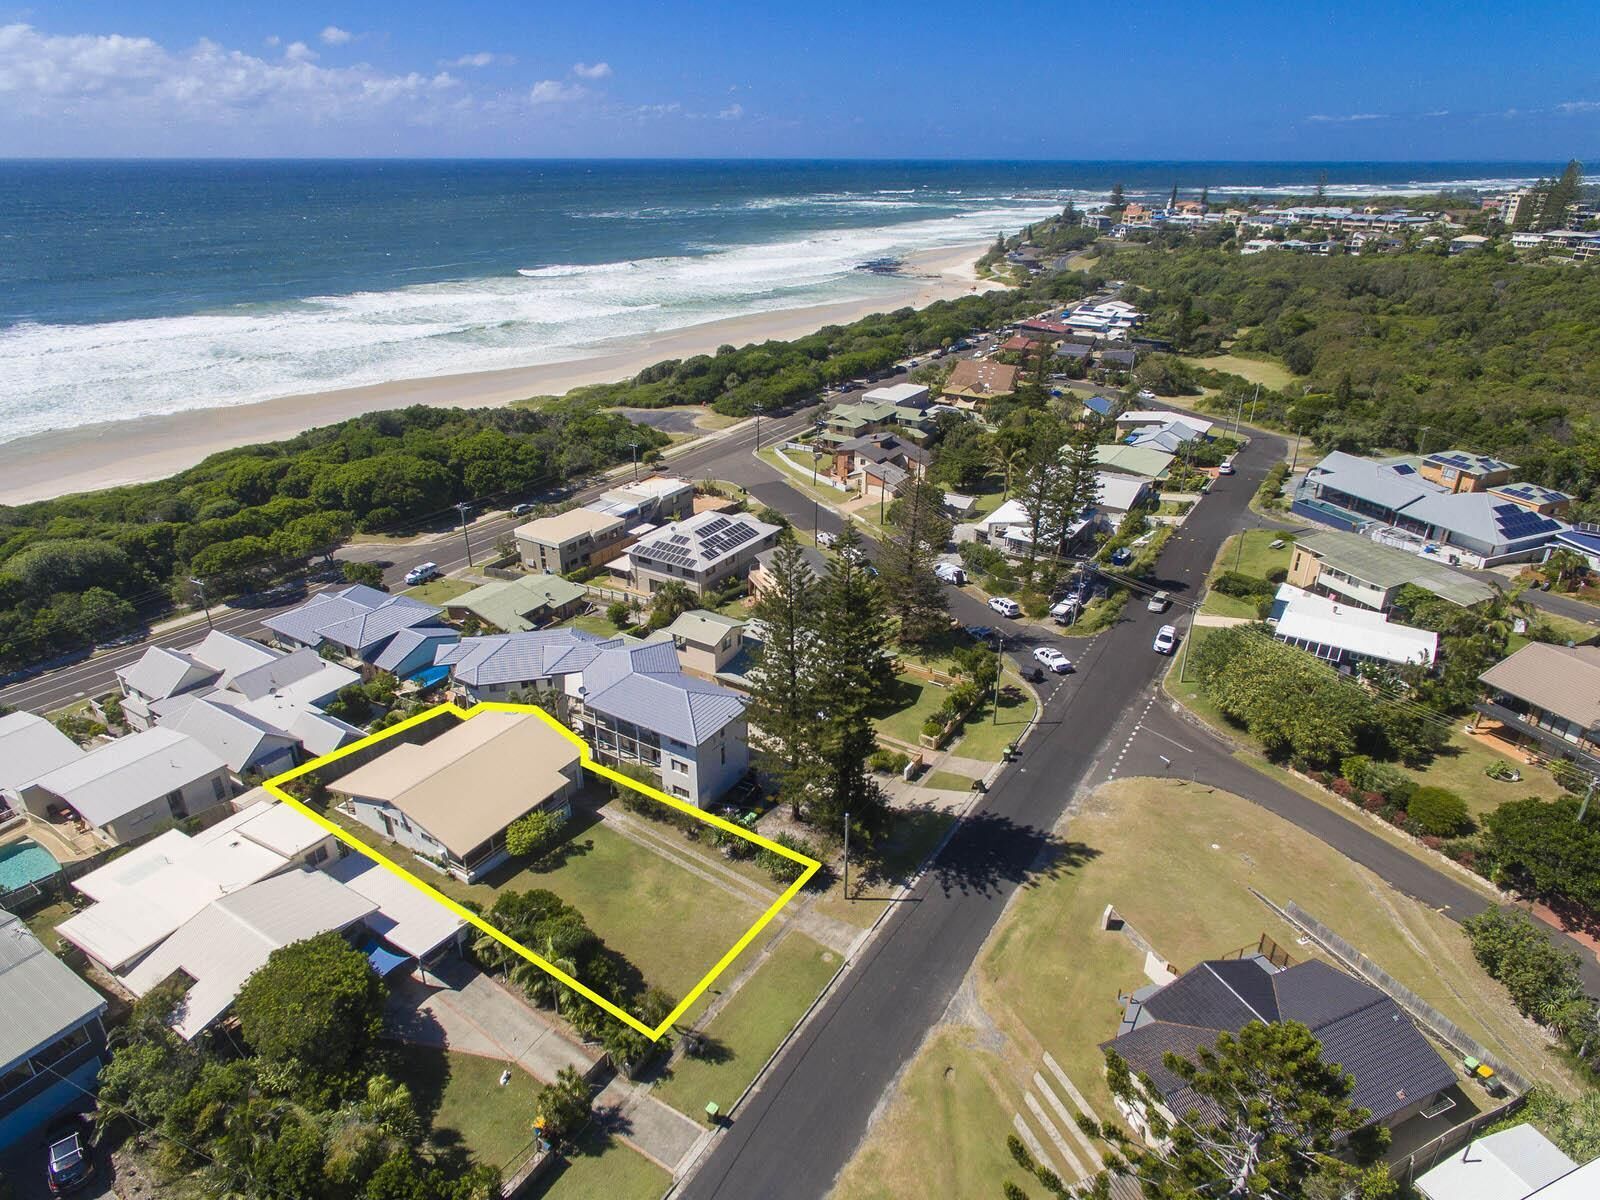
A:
<box><xmin>262</xmin><ymin>701</ymin><xmax>820</xmax><ymax>1041</ymax></box>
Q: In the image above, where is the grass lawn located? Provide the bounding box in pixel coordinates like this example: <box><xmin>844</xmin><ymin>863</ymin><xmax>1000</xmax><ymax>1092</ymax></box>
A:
<box><xmin>455</xmin><ymin>814</ymin><xmax>765</xmax><ymax>1003</ymax></box>
<box><xmin>871</xmin><ymin>670</ymin><xmax>952</xmax><ymax>747</ymax></box>
<box><xmin>833</xmin><ymin>776</ymin><xmax>1581</xmax><ymax>1200</ymax></box>
<box><xmin>1403</xmin><ymin>728</ymin><xmax>1569</xmax><ymax>824</ymax></box>
<box><xmin>1182</xmin><ymin>351</ymin><xmax>1300</xmax><ymax>392</ymax></box>
<box><xmin>1201</xmin><ymin>590</ymin><xmax>1261</xmax><ymax>620</ymax></box>
<box><xmin>528</xmin><ymin>1129</ymin><xmax>669</xmax><ymax>1200</ymax></box>
<box><xmin>652</xmin><ymin>931</ymin><xmax>839</xmax><ymax>1117</ymax></box>
<box><xmin>922</xmin><ymin>770</ymin><xmax>975</xmax><ymax>792</ymax></box>
<box><xmin>402</xmin><ymin>577</ymin><xmax>477</xmax><ymax>605</ymax></box>
<box><xmin>968</xmin><ymin>486</ymin><xmax>1011</xmax><ymax>520</ymax></box>
<box><xmin>1213</xmin><ymin>528</ymin><xmax>1295</xmax><ymax>581</ymax></box>
<box><xmin>568</xmin><ymin>612</ymin><xmax>626</xmax><ymax>638</ymax></box>
<box><xmin>949</xmin><ymin>671</ymin><xmax>1037</xmax><ymax>762</ymax></box>
<box><xmin>1506</xmin><ymin>609</ymin><xmax>1600</xmax><ymax>656</ymax></box>
<box><xmin>391</xmin><ymin>1047</ymin><xmax>541</xmax><ymax>1170</ymax></box>
<box><xmin>694</xmin><ymin>410</ymin><xmax>742</xmax><ymax>431</ymax></box>
<box><xmin>23</xmin><ymin>899</ymin><xmax>76</xmax><ymax>956</ymax></box>
<box><xmin>326</xmin><ymin>804</ymin><xmax>761</xmax><ymax>1005</ymax></box>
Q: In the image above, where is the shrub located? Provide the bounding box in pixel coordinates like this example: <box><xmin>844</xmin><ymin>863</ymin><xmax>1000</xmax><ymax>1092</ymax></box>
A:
<box><xmin>1212</xmin><ymin>570</ymin><xmax>1276</xmax><ymax>600</ymax></box>
<box><xmin>1361</xmin><ymin>795</ymin><xmax>1385</xmax><ymax>813</ymax></box>
<box><xmin>505</xmin><ymin>809</ymin><xmax>568</xmax><ymax>859</ymax></box>
<box><xmin>52</xmin><ymin>713</ymin><xmax>107</xmax><ymax>744</ymax></box>
<box><xmin>606</xmin><ymin>600</ymin><xmax>633</xmax><ymax>627</ymax></box>
<box><xmin>921</xmin><ymin>716</ymin><xmax>945</xmax><ymax>738</ymax></box>
<box><xmin>757</xmin><ymin>833</ymin><xmax>818</xmax><ymax>883</ymax></box>
<box><xmin>868</xmin><ymin>747</ymin><xmax>911</xmax><ymax>775</ymax></box>
<box><xmin>1330</xmin><ymin>777</ymin><xmax>1354</xmax><ymax>798</ymax></box>
<box><xmin>100</xmin><ymin>694</ymin><xmax>124</xmax><ymax>727</ymax></box>
<box><xmin>1406</xmin><ymin>786</ymin><xmax>1473</xmax><ymax>837</ymax></box>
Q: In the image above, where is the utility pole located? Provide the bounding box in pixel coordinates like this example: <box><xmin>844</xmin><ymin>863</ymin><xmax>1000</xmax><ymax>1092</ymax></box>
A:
<box><xmin>1580</xmin><ymin>776</ymin><xmax>1597</xmax><ymax>823</ymax></box>
<box><xmin>455</xmin><ymin>501</ymin><xmax>474</xmax><ymax>568</ymax></box>
<box><xmin>1249</xmin><ymin>382</ymin><xmax>1260</xmax><ymax>425</ymax></box>
<box><xmin>1232</xmin><ymin>392</ymin><xmax>1245</xmax><ymax>439</ymax></box>
<box><xmin>189</xmin><ymin>577</ymin><xmax>213</xmax><ymax>629</ymax></box>
<box><xmin>1418</xmin><ymin>425</ymin><xmax>1431</xmax><ymax>457</ymax></box>
<box><xmin>1177</xmin><ymin>612</ymin><xmax>1194</xmax><ymax>682</ymax></box>
<box><xmin>843</xmin><ymin>809</ymin><xmax>851</xmax><ymax>901</ymax></box>
<box><xmin>627</xmin><ymin>441</ymin><xmax>640</xmax><ymax>482</ymax></box>
<box><xmin>992</xmin><ymin>630</ymin><xmax>1004</xmax><ymax>723</ymax></box>
<box><xmin>1289</xmin><ymin>427</ymin><xmax>1303</xmax><ymax>474</ymax></box>
<box><xmin>753</xmin><ymin>406</ymin><xmax>764</xmax><ymax>451</ymax></box>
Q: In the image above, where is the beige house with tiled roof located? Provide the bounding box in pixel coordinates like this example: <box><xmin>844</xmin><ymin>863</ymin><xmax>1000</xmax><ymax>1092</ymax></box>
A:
<box><xmin>1475</xmin><ymin>643</ymin><xmax>1600</xmax><ymax>759</ymax></box>
<box><xmin>941</xmin><ymin>359</ymin><xmax>1019</xmax><ymax>407</ymax></box>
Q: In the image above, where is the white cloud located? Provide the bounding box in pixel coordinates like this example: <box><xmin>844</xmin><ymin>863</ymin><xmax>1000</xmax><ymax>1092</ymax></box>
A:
<box><xmin>320</xmin><ymin>25</ymin><xmax>353</xmax><ymax>46</ymax></box>
<box><xmin>529</xmin><ymin>78</ymin><xmax>586</xmax><ymax>104</ymax></box>
<box><xmin>571</xmin><ymin>61</ymin><xmax>611</xmax><ymax>80</ymax></box>
<box><xmin>718</xmin><ymin>102</ymin><xmax>743</xmax><ymax>120</ymax></box>
<box><xmin>1306</xmin><ymin>112</ymin><xmax>1387</xmax><ymax>123</ymax></box>
<box><xmin>0</xmin><ymin>23</ymin><xmax>464</xmax><ymax>131</ymax></box>
<box><xmin>443</xmin><ymin>51</ymin><xmax>511</xmax><ymax>68</ymax></box>
<box><xmin>1558</xmin><ymin>100</ymin><xmax>1600</xmax><ymax>113</ymax></box>
<box><xmin>264</xmin><ymin>35</ymin><xmax>280</xmax><ymax>47</ymax></box>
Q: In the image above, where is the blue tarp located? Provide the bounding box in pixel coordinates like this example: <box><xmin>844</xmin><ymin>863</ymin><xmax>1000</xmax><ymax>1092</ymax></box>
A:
<box><xmin>362</xmin><ymin>940</ymin><xmax>412</xmax><ymax>978</ymax></box>
<box><xmin>407</xmin><ymin>664</ymin><xmax>451</xmax><ymax>689</ymax></box>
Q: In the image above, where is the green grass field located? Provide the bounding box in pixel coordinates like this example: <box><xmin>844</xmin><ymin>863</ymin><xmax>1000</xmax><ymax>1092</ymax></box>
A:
<box><xmin>402</xmin><ymin>577</ymin><xmax>476</xmax><ymax>605</ymax></box>
<box><xmin>326</xmin><ymin>804</ymin><xmax>762</xmax><ymax>1005</ymax></box>
<box><xmin>1403</xmin><ymin>728</ymin><xmax>1569</xmax><ymax>823</ymax></box>
<box><xmin>392</xmin><ymin>1047</ymin><xmax>543</xmax><ymax>1170</ymax></box>
<box><xmin>922</xmin><ymin>770</ymin><xmax>974</xmax><ymax>792</ymax></box>
<box><xmin>653</xmin><ymin>931</ymin><xmax>839</xmax><ymax>1117</ymax></box>
<box><xmin>1183</xmin><ymin>351</ymin><xmax>1300</xmax><ymax>392</ymax></box>
<box><xmin>833</xmin><ymin>776</ymin><xmax>1580</xmax><ymax>1200</ymax></box>
<box><xmin>568</xmin><ymin>612</ymin><xmax>626</xmax><ymax>638</ymax></box>
<box><xmin>808</xmin><ymin>806</ymin><xmax>957</xmax><ymax>929</ymax></box>
<box><xmin>1213</xmin><ymin>528</ymin><xmax>1295</xmax><ymax>581</ymax></box>
<box><xmin>529</xmin><ymin>1130</ymin><xmax>670</xmax><ymax>1200</ymax></box>
<box><xmin>871</xmin><ymin>671</ymin><xmax>952</xmax><ymax>747</ymax></box>
<box><xmin>949</xmin><ymin>670</ymin><xmax>1037</xmax><ymax>761</ymax></box>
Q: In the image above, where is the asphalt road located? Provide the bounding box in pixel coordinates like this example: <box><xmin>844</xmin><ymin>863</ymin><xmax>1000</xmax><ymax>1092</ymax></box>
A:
<box><xmin>680</xmin><ymin>422</ymin><xmax>1277</xmax><ymax>1200</ymax></box>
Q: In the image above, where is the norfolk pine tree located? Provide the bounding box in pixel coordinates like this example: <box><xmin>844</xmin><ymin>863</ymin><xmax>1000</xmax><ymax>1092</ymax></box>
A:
<box><xmin>1014</xmin><ymin>414</ymin><xmax>1071</xmax><ymax>571</ymax></box>
<box><xmin>1073</xmin><ymin>1020</ymin><xmax>1387</xmax><ymax>1200</ymax></box>
<box><xmin>745</xmin><ymin>529</ymin><xmax>822</xmax><ymax>816</ymax></box>
<box><xmin>881</xmin><ymin>472</ymin><xmax>952</xmax><ymax>644</ymax></box>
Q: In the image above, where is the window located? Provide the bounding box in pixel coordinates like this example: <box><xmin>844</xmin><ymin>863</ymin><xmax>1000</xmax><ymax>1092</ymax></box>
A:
<box><xmin>720</xmin><ymin>745</ymin><xmax>726</xmax><ymax>765</ymax></box>
<box><xmin>671</xmin><ymin>785</ymin><xmax>690</xmax><ymax>799</ymax></box>
<box><xmin>671</xmin><ymin>758</ymin><xmax>689</xmax><ymax>773</ymax></box>
<box><xmin>306</xmin><ymin>845</ymin><xmax>330</xmax><ymax>866</ymax></box>
<box><xmin>211</xmin><ymin>775</ymin><xmax>227</xmax><ymax>803</ymax></box>
<box><xmin>166</xmin><ymin>789</ymin><xmax>187</xmax><ymax>820</ymax></box>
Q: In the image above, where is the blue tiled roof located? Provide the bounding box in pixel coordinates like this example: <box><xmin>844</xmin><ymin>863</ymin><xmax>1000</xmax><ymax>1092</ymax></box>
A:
<box><xmin>1083</xmin><ymin>395</ymin><xmax>1116</xmax><ymax>416</ymax></box>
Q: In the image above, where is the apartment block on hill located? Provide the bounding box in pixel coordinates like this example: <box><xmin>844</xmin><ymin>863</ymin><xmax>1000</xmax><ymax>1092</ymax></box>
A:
<box><xmin>625</xmin><ymin>510</ymin><xmax>781</xmax><ymax>597</ymax></box>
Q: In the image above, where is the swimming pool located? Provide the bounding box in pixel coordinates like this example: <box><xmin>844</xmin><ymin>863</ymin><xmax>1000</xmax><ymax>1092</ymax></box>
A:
<box><xmin>0</xmin><ymin>839</ymin><xmax>62</xmax><ymax>891</ymax></box>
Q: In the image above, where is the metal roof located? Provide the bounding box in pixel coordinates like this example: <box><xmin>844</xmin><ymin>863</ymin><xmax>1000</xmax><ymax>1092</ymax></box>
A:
<box><xmin>1479</xmin><ymin>643</ymin><xmax>1600</xmax><ymax>730</ymax></box>
<box><xmin>120</xmin><ymin>869</ymin><xmax>377</xmax><ymax>1040</ymax></box>
<box><xmin>435</xmin><ymin>628</ymin><xmax>608</xmax><ymax>687</ymax></box>
<box><xmin>665</xmin><ymin>609</ymin><xmax>746</xmax><ymax>648</ymax></box>
<box><xmin>30</xmin><ymin>728</ymin><xmax>228</xmax><ymax>828</ymax></box>
<box><xmin>1400</xmin><ymin>492</ymin><xmax>1566</xmax><ymax>550</ymax></box>
<box><xmin>117</xmin><ymin>646</ymin><xmax>214</xmax><ymax>701</ymax></box>
<box><xmin>449</xmin><ymin>575</ymin><xmax>589</xmax><ymax>633</ymax></box>
<box><xmin>1416</xmin><ymin>1125</ymin><xmax>1576</xmax><ymax>1200</ymax></box>
<box><xmin>1293</xmin><ymin>530</ymin><xmax>1496</xmax><ymax>607</ymax></box>
<box><xmin>371</xmin><ymin>626</ymin><xmax>459</xmax><ymax>674</ymax></box>
<box><xmin>0</xmin><ymin>907</ymin><xmax>106</xmax><ymax>1070</ymax></box>
<box><xmin>327</xmin><ymin>854</ymin><xmax>463</xmax><ymax>961</ymax></box>
<box><xmin>263</xmin><ymin>587</ymin><xmax>438</xmax><ymax>652</ymax></box>
<box><xmin>630</xmin><ymin>511</ymin><xmax>781</xmax><ymax>575</ymax></box>
<box><xmin>165</xmin><ymin>697</ymin><xmax>296</xmax><ymax>773</ymax></box>
<box><xmin>0</xmin><ymin>712</ymin><xmax>84</xmax><ymax>795</ymax></box>
<box><xmin>1095</xmin><ymin>443</ymin><xmax>1175</xmax><ymax>479</ymax></box>
<box><xmin>580</xmin><ymin>640</ymin><xmax>747</xmax><ymax>746</ymax></box>
<box><xmin>1273</xmin><ymin>584</ymin><xmax>1438</xmax><ymax>666</ymax></box>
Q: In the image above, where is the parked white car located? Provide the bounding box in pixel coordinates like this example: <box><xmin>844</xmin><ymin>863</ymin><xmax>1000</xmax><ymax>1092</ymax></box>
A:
<box><xmin>816</xmin><ymin>530</ymin><xmax>836</xmax><ymax>548</ymax></box>
<box><xmin>988</xmin><ymin>596</ymin><xmax>1022</xmax><ymax>619</ymax></box>
<box><xmin>404</xmin><ymin>562</ymin><xmax>440</xmax><ymax>586</ymax></box>
<box><xmin>1147</xmin><ymin>590</ymin><xmax>1171</xmax><ymax>613</ymax></box>
<box><xmin>1153</xmin><ymin>625</ymin><xmax>1178</xmax><ymax>654</ymax></box>
<box><xmin>1033</xmin><ymin>646</ymin><xmax>1074</xmax><ymax>674</ymax></box>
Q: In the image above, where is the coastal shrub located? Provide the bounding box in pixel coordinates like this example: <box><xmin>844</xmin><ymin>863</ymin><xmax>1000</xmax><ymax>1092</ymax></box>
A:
<box><xmin>868</xmin><ymin>747</ymin><xmax>911</xmax><ymax>775</ymax></box>
<box><xmin>1405</xmin><ymin>786</ymin><xmax>1472</xmax><ymax>836</ymax></box>
<box><xmin>921</xmin><ymin>716</ymin><xmax>945</xmax><ymax>738</ymax></box>
<box><xmin>1212</xmin><ymin>570</ymin><xmax>1275</xmax><ymax>600</ymax></box>
<box><xmin>756</xmin><ymin>832</ymin><xmax>818</xmax><ymax>884</ymax></box>
<box><xmin>342</xmin><ymin>560</ymin><xmax>385</xmax><ymax>590</ymax></box>
<box><xmin>505</xmin><ymin>809</ymin><xmax>568</xmax><ymax>859</ymax></box>
<box><xmin>1463</xmin><ymin>907</ymin><xmax>1585</xmax><ymax>1020</ymax></box>
<box><xmin>52</xmin><ymin>713</ymin><xmax>107</xmax><ymax>744</ymax></box>
<box><xmin>606</xmin><ymin>600</ymin><xmax>633</xmax><ymax>627</ymax></box>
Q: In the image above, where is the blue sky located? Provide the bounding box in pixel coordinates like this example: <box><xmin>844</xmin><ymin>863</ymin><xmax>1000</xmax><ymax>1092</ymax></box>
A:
<box><xmin>2</xmin><ymin>1</ymin><xmax>1597</xmax><ymax>158</ymax></box>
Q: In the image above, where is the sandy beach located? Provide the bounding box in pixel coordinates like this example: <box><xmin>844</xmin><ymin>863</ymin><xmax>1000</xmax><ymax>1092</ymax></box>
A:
<box><xmin>0</xmin><ymin>243</ymin><xmax>999</xmax><ymax>506</ymax></box>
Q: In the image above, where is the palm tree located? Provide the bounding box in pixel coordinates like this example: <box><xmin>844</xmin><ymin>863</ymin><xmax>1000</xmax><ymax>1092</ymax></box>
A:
<box><xmin>986</xmin><ymin>440</ymin><xmax>1029</xmax><ymax>499</ymax></box>
<box><xmin>513</xmin><ymin>937</ymin><xmax>578</xmax><ymax>1011</ymax></box>
<box><xmin>355</xmin><ymin>1074</ymin><xmax>421</xmax><ymax>1142</ymax></box>
<box><xmin>649</xmin><ymin>580</ymin><xmax>695</xmax><ymax>628</ymax></box>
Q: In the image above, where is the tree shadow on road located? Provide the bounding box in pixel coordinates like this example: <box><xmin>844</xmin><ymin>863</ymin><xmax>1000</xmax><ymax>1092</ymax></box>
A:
<box><xmin>926</xmin><ymin>810</ymin><xmax>1098</xmax><ymax>900</ymax></box>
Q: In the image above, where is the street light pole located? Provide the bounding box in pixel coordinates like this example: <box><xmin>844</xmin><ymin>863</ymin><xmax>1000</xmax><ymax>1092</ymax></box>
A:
<box><xmin>842</xmin><ymin>809</ymin><xmax>851</xmax><ymax>901</ymax></box>
<box><xmin>1289</xmin><ymin>427</ymin><xmax>1303</xmax><ymax>475</ymax></box>
<box><xmin>992</xmin><ymin>631</ymin><xmax>1003</xmax><ymax>724</ymax></box>
<box><xmin>189</xmin><ymin>577</ymin><xmax>213</xmax><ymax>629</ymax></box>
<box><xmin>1418</xmin><ymin>425</ymin><xmax>1431</xmax><ymax>457</ymax></box>
<box><xmin>455</xmin><ymin>501</ymin><xmax>475</xmax><ymax>568</ymax></box>
<box><xmin>628</xmin><ymin>441</ymin><xmax>640</xmax><ymax>482</ymax></box>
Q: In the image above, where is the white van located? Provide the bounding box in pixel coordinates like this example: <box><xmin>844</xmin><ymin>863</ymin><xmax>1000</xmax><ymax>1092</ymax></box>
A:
<box><xmin>934</xmin><ymin>562</ymin><xmax>966</xmax><ymax>585</ymax></box>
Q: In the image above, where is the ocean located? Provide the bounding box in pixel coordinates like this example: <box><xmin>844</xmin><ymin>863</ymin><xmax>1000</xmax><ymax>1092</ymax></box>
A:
<box><xmin>0</xmin><ymin>159</ymin><xmax>1551</xmax><ymax>445</ymax></box>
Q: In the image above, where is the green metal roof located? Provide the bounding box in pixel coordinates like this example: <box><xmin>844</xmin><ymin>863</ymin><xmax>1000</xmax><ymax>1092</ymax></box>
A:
<box><xmin>1295</xmin><ymin>530</ymin><xmax>1496</xmax><ymax>607</ymax></box>
<box><xmin>1094</xmin><ymin>443</ymin><xmax>1174</xmax><ymax>480</ymax></box>
<box><xmin>451</xmin><ymin>575</ymin><xmax>590</xmax><ymax>633</ymax></box>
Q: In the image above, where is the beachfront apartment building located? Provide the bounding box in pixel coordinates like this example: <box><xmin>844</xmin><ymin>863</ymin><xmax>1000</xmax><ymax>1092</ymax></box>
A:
<box><xmin>23</xmin><ymin>728</ymin><xmax>233</xmax><ymax>847</ymax></box>
<box><xmin>331</xmin><ymin>711</ymin><xmax>582</xmax><ymax>882</ymax></box>
<box><xmin>516</xmin><ymin>507</ymin><xmax>630</xmax><ymax>574</ymax></box>
<box><xmin>0</xmin><ymin>907</ymin><xmax>108</xmax><ymax>1149</ymax></box>
<box><xmin>515</xmin><ymin>475</ymin><xmax>694</xmax><ymax>575</ymax></box>
<box><xmin>627</xmin><ymin>510</ymin><xmax>781</xmax><ymax>597</ymax></box>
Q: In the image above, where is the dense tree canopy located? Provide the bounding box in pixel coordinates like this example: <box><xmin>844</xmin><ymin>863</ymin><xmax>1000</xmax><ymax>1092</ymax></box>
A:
<box><xmin>1097</xmin><ymin>240</ymin><xmax>1600</xmax><ymax>514</ymax></box>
